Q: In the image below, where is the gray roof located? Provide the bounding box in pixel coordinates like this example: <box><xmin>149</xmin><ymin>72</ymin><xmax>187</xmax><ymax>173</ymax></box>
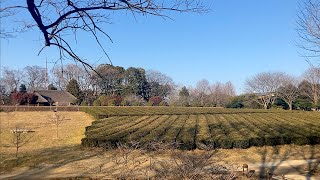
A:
<box><xmin>33</xmin><ymin>92</ymin><xmax>49</xmax><ymax>103</ymax></box>
<box><xmin>34</xmin><ymin>90</ymin><xmax>77</xmax><ymax>104</ymax></box>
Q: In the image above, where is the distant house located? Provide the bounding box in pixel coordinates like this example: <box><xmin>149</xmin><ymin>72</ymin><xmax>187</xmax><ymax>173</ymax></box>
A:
<box><xmin>33</xmin><ymin>90</ymin><xmax>77</xmax><ymax>106</ymax></box>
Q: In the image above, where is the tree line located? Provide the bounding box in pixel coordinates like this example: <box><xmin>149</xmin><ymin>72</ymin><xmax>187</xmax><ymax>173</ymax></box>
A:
<box><xmin>1</xmin><ymin>64</ymin><xmax>320</xmax><ymax>110</ymax></box>
<box><xmin>236</xmin><ymin>67</ymin><xmax>320</xmax><ymax>110</ymax></box>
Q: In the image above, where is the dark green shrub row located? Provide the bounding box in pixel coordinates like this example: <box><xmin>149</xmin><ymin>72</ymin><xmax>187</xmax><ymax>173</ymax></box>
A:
<box><xmin>200</xmin><ymin>135</ymin><xmax>320</xmax><ymax>149</ymax></box>
<box><xmin>81</xmin><ymin>112</ymin><xmax>320</xmax><ymax>150</ymax></box>
<box><xmin>80</xmin><ymin>106</ymin><xmax>297</xmax><ymax>119</ymax></box>
<box><xmin>82</xmin><ymin>133</ymin><xmax>320</xmax><ymax>150</ymax></box>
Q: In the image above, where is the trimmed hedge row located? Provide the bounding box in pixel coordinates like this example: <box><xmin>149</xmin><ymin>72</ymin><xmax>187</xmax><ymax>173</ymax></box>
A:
<box><xmin>81</xmin><ymin>111</ymin><xmax>320</xmax><ymax>150</ymax></box>
<box><xmin>80</xmin><ymin>106</ymin><xmax>296</xmax><ymax>119</ymax></box>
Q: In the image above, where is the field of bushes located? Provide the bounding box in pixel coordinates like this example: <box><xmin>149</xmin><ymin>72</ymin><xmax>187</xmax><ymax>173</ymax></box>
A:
<box><xmin>81</xmin><ymin>108</ymin><xmax>320</xmax><ymax>149</ymax></box>
<box><xmin>81</xmin><ymin>106</ymin><xmax>278</xmax><ymax>119</ymax></box>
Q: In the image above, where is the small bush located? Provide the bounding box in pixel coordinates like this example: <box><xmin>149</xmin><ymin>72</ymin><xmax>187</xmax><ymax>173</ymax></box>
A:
<box><xmin>93</xmin><ymin>99</ymin><xmax>101</xmax><ymax>106</ymax></box>
<box><xmin>80</xmin><ymin>101</ymin><xmax>88</xmax><ymax>106</ymax></box>
<box><xmin>148</xmin><ymin>96</ymin><xmax>163</xmax><ymax>106</ymax></box>
<box><xmin>108</xmin><ymin>95</ymin><xmax>123</xmax><ymax>106</ymax></box>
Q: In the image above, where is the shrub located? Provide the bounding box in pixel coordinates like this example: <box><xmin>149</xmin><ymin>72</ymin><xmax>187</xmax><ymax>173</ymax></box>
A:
<box><xmin>292</xmin><ymin>136</ymin><xmax>309</xmax><ymax>145</ymax></box>
<box><xmin>159</xmin><ymin>101</ymin><xmax>168</xmax><ymax>106</ymax></box>
<box><xmin>217</xmin><ymin>138</ymin><xmax>233</xmax><ymax>149</ymax></box>
<box><xmin>264</xmin><ymin>136</ymin><xmax>280</xmax><ymax>146</ymax></box>
<box><xmin>10</xmin><ymin>92</ymin><xmax>36</xmax><ymax>105</ymax></box>
<box><xmin>233</xmin><ymin>138</ymin><xmax>250</xmax><ymax>149</ymax></box>
<box><xmin>107</xmin><ymin>95</ymin><xmax>123</xmax><ymax>106</ymax></box>
<box><xmin>123</xmin><ymin>95</ymin><xmax>145</xmax><ymax>106</ymax></box>
<box><xmin>93</xmin><ymin>99</ymin><xmax>101</xmax><ymax>106</ymax></box>
<box><xmin>307</xmin><ymin>136</ymin><xmax>320</xmax><ymax>145</ymax></box>
<box><xmin>80</xmin><ymin>101</ymin><xmax>88</xmax><ymax>106</ymax></box>
<box><xmin>249</xmin><ymin>137</ymin><xmax>265</xmax><ymax>147</ymax></box>
<box><xmin>98</xmin><ymin>95</ymin><xmax>108</xmax><ymax>106</ymax></box>
<box><xmin>148</xmin><ymin>96</ymin><xmax>163</xmax><ymax>106</ymax></box>
<box><xmin>81</xmin><ymin>109</ymin><xmax>320</xmax><ymax>150</ymax></box>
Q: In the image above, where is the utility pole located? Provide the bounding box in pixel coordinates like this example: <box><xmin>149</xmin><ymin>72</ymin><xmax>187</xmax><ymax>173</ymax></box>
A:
<box><xmin>45</xmin><ymin>58</ymin><xmax>48</xmax><ymax>89</ymax></box>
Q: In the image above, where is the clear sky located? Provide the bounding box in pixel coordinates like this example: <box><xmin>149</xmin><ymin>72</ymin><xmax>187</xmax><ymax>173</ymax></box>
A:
<box><xmin>0</xmin><ymin>0</ymin><xmax>311</xmax><ymax>94</ymax></box>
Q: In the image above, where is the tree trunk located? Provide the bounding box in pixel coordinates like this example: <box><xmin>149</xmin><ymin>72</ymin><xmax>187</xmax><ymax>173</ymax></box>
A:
<box><xmin>263</xmin><ymin>104</ymin><xmax>268</xmax><ymax>109</ymax></box>
<box><xmin>16</xmin><ymin>135</ymin><xmax>19</xmax><ymax>158</ymax></box>
<box><xmin>289</xmin><ymin>102</ymin><xmax>292</xmax><ymax>110</ymax></box>
<box><xmin>314</xmin><ymin>93</ymin><xmax>318</xmax><ymax>109</ymax></box>
<box><xmin>56</xmin><ymin>125</ymin><xmax>59</xmax><ymax>139</ymax></box>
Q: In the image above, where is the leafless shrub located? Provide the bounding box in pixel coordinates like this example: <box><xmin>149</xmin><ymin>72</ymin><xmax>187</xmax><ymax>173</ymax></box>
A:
<box><xmin>152</xmin><ymin>149</ymin><xmax>231</xmax><ymax>179</ymax></box>
<box><xmin>10</xmin><ymin>123</ymin><xmax>34</xmax><ymax>158</ymax></box>
<box><xmin>110</xmin><ymin>141</ymin><xmax>148</xmax><ymax>179</ymax></box>
<box><xmin>48</xmin><ymin>111</ymin><xmax>68</xmax><ymax>139</ymax></box>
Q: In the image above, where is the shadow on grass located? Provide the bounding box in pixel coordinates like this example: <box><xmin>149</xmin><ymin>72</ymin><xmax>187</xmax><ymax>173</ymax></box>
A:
<box><xmin>245</xmin><ymin>145</ymin><xmax>320</xmax><ymax>179</ymax></box>
<box><xmin>0</xmin><ymin>145</ymin><xmax>103</xmax><ymax>179</ymax></box>
<box><xmin>291</xmin><ymin>145</ymin><xmax>320</xmax><ymax>180</ymax></box>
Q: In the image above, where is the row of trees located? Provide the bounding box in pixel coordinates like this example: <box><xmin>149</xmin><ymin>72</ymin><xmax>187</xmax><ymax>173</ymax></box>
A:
<box><xmin>0</xmin><ymin>63</ymin><xmax>237</xmax><ymax>107</ymax></box>
<box><xmin>0</xmin><ymin>64</ymin><xmax>175</xmax><ymax>105</ymax></box>
<box><xmin>176</xmin><ymin>80</ymin><xmax>235</xmax><ymax>107</ymax></box>
<box><xmin>232</xmin><ymin>67</ymin><xmax>320</xmax><ymax>110</ymax></box>
<box><xmin>1</xmin><ymin>64</ymin><xmax>319</xmax><ymax>110</ymax></box>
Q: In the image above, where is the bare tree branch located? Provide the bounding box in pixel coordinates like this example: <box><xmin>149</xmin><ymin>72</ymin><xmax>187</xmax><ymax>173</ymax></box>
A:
<box><xmin>296</xmin><ymin>0</ymin><xmax>320</xmax><ymax>63</ymax></box>
<box><xmin>1</xmin><ymin>0</ymin><xmax>208</xmax><ymax>69</ymax></box>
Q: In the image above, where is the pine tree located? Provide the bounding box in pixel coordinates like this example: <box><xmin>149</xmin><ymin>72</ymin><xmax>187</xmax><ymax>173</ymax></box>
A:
<box><xmin>179</xmin><ymin>86</ymin><xmax>190</xmax><ymax>107</ymax></box>
<box><xmin>66</xmin><ymin>79</ymin><xmax>82</xmax><ymax>103</ymax></box>
<box><xmin>19</xmin><ymin>84</ymin><xmax>27</xmax><ymax>92</ymax></box>
<box><xmin>179</xmin><ymin>86</ymin><xmax>190</xmax><ymax>97</ymax></box>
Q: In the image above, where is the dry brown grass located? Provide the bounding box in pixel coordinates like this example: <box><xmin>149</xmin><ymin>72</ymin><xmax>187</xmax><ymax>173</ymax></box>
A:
<box><xmin>0</xmin><ymin>111</ymin><xmax>94</xmax><ymax>152</ymax></box>
<box><xmin>0</xmin><ymin>111</ymin><xmax>319</xmax><ymax>179</ymax></box>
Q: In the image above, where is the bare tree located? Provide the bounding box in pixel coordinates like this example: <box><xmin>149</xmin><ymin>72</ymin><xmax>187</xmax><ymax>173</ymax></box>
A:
<box><xmin>194</xmin><ymin>79</ymin><xmax>210</xmax><ymax>107</ymax></box>
<box><xmin>296</xmin><ymin>0</ymin><xmax>320</xmax><ymax>61</ymax></box>
<box><xmin>24</xmin><ymin>65</ymin><xmax>47</xmax><ymax>91</ymax></box>
<box><xmin>11</xmin><ymin>124</ymin><xmax>34</xmax><ymax>157</ymax></box>
<box><xmin>303</xmin><ymin>67</ymin><xmax>320</xmax><ymax>107</ymax></box>
<box><xmin>224</xmin><ymin>81</ymin><xmax>236</xmax><ymax>97</ymax></box>
<box><xmin>0</xmin><ymin>67</ymin><xmax>24</xmax><ymax>93</ymax></box>
<box><xmin>49</xmin><ymin>111</ymin><xmax>67</xmax><ymax>139</ymax></box>
<box><xmin>277</xmin><ymin>76</ymin><xmax>300</xmax><ymax>110</ymax></box>
<box><xmin>209</xmin><ymin>81</ymin><xmax>235</xmax><ymax>107</ymax></box>
<box><xmin>146</xmin><ymin>69</ymin><xmax>175</xmax><ymax>99</ymax></box>
<box><xmin>245</xmin><ymin>72</ymin><xmax>287</xmax><ymax>109</ymax></box>
<box><xmin>0</xmin><ymin>82</ymin><xmax>10</xmax><ymax>105</ymax></box>
<box><xmin>52</xmin><ymin>64</ymin><xmax>92</xmax><ymax>90</ymax></box>
<box><xmin>1</xmin><ymin>0</ymin><xmax>207</xmax><ymax>69</ymax></box>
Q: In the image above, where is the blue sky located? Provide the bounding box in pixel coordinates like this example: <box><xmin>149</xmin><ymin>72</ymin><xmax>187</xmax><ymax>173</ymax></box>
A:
<box><xmin>0</xmin><ymin>0</ymin><xmax>311</xmax><ymax>94</ymax></box>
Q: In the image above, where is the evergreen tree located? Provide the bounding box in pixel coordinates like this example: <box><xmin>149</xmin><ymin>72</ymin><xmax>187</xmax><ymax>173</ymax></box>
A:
<box><xmin>48</xmin><ymin>83</ymin><xmax>58</xmax><ymax>90</ymax></box>
<box><xmin>124</xmin><ymin>67</ymin><xmax>150</xmax><ymax>100</ymax></box>
<box><xmin>66</xmin><ymin>79</ymin><xmax>82</xmax><ymax>103</ymax></box>
<box><xmin>19</xmin><ymin>84</ymin><xmax>27</xmax><ymax>92</ymax></box>
<box><xmin>179</xmin><ymin>86</ymin><xmax>190</xmax><ymax>107</ymax></box>
<box><xmin>179</xmin><ymin>86</ymin><xmax>190</xmax><ymax>97</ymax></box>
